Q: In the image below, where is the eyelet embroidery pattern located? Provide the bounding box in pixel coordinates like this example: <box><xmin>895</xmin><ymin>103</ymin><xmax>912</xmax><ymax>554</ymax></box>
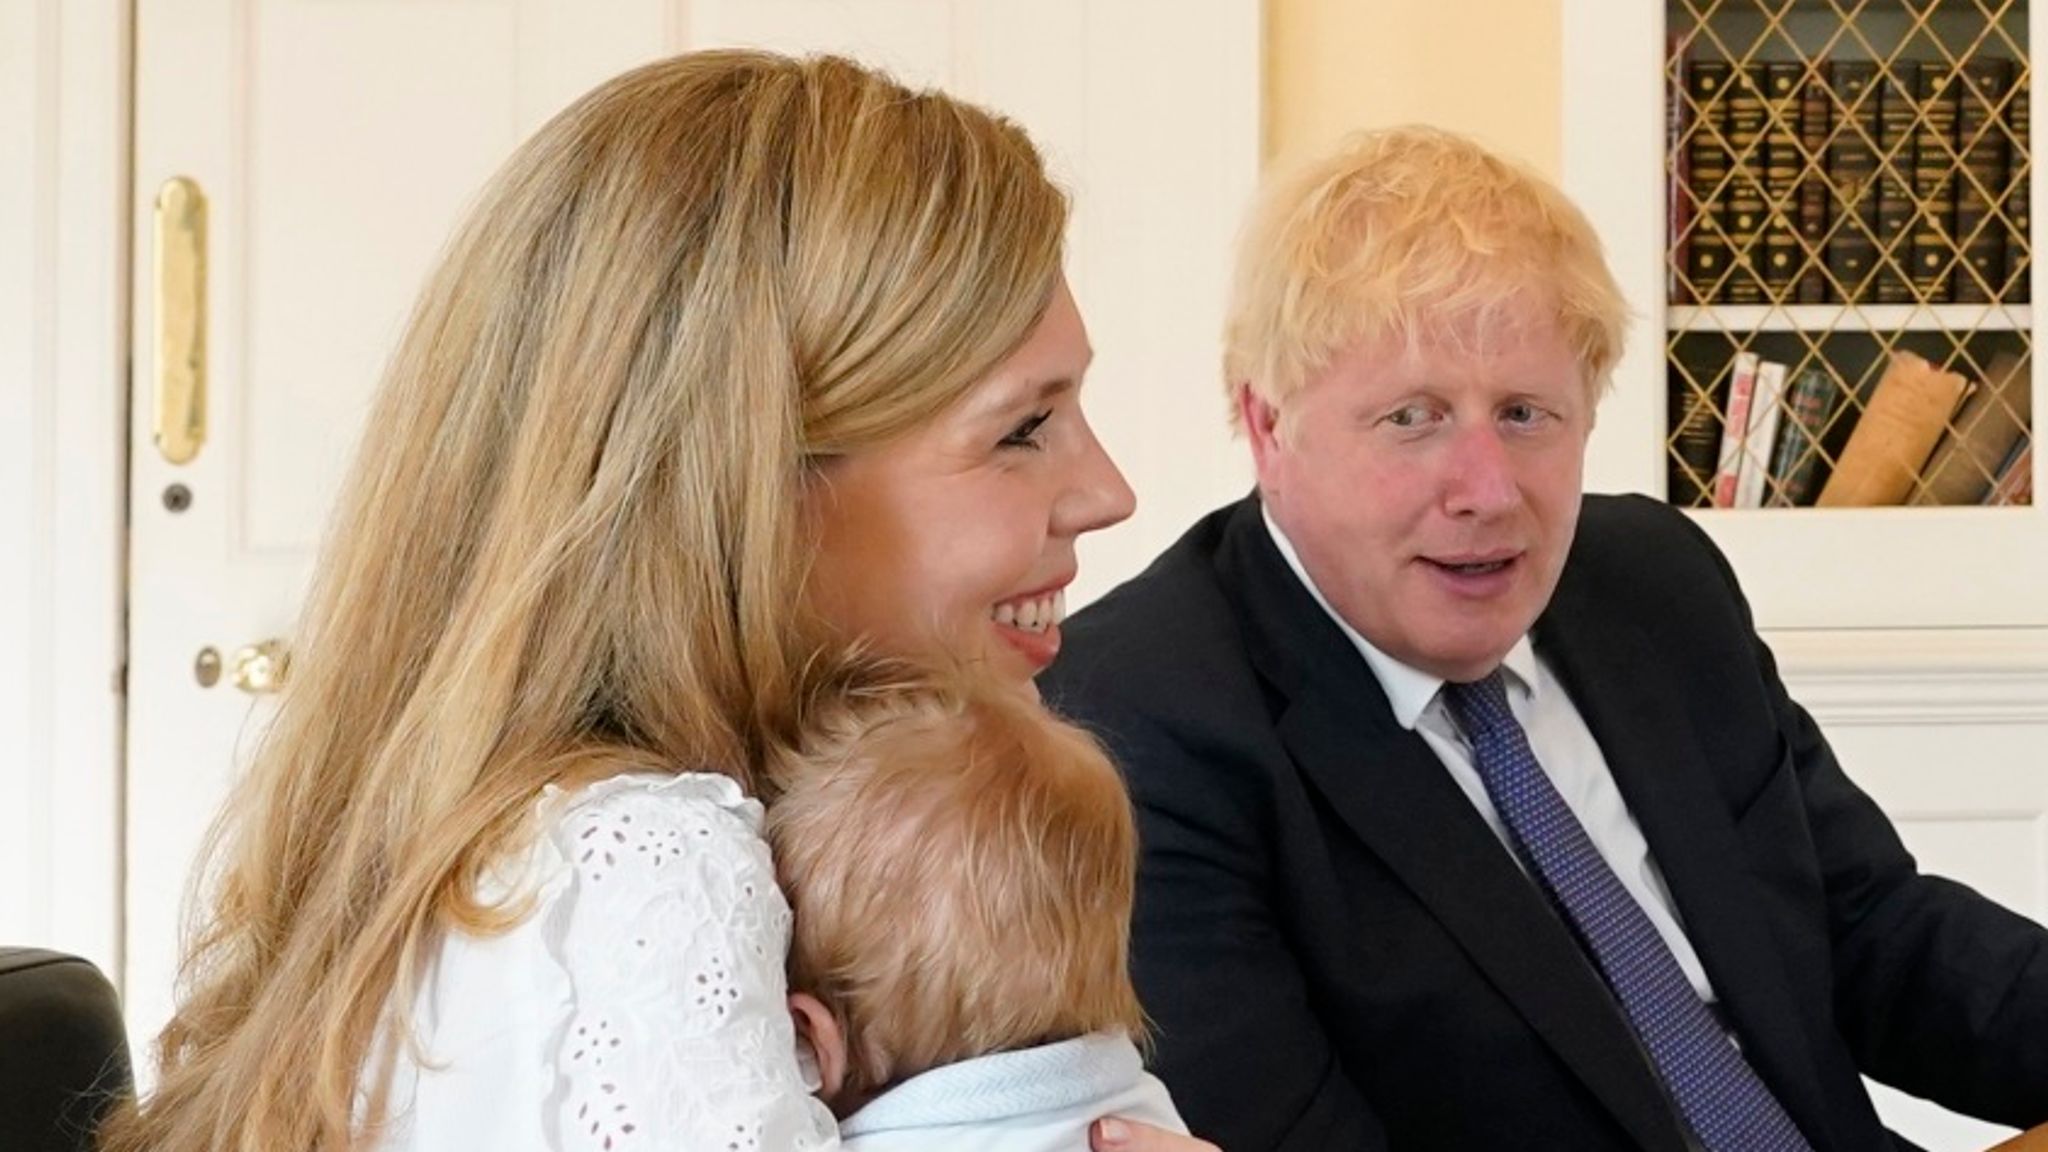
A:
<box><xmin>547</xmin><ymin>774</ymin><xmax>838</xmax><ymax>1151</ymax></box>
<box><xmin>691</xmin><ymin>953</ymin><xmax>742</xmax><ymax>1019</ymax></box>
<box><xmin>569</xmin><ymin>1075</ymin><xmax>636</xmax><ymax>1151</ymax></box>
<box><xmin>567</xmin><ymin>1018</ymin><xmax>623</xmax><ymax>1071</ymax></box>
<box><xmin>572</xmin><ymin>804</ymin><xmax>699</xmax><ymax>883</ymax></box>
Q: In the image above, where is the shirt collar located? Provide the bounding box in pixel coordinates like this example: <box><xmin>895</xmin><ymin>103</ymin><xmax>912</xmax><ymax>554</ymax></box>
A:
<box><xmin>1261</xmin><ymin>505</ymin><xmax>1537</xmax><ymax>731</ymax></box>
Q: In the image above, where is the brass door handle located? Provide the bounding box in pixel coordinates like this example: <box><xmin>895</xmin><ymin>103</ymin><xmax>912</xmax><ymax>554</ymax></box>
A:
<box><xmin>154</xmin><ymin>176</ymin><xmax>208</xmax><ymax>465</ymax></box>
<box><xmin>229</xmin><ymin>639</ymin><xmax>290</xmax><ymax>695</ymax></box>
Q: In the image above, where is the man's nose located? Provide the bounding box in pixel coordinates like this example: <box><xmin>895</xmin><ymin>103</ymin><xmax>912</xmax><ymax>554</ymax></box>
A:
<box><xmin>1443</xmin><ymin>425</ymin><xmax>1520</xmax><ymax>516</ymax></box>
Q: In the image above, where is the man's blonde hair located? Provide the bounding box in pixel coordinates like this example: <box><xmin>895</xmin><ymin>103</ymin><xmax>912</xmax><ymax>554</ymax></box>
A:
<box><xmin>1223</xmin><ymin>125</ymin><xmax>1629</xmax><ymax>423</ymax></box>
<box><xmin>767</xmin><ymin>669</ymin><xmax>1145</xmax><ymax>1100</ymax></box>
<box><xmin>103</xmin><ymin>50</ymin><xmax>1068</xmax><ymax>1152</ymax></box>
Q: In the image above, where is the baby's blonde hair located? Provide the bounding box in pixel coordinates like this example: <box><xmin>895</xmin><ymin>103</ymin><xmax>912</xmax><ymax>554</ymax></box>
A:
<box><xmin>1224</xmin><ymin>125</ymin><xmax>1629</xmax><ymax>424</ymax></box>
<box><xmin>767</xmin><ymin>668</ymin><xmax>1145</xmax><ymax>1100</ymax></box>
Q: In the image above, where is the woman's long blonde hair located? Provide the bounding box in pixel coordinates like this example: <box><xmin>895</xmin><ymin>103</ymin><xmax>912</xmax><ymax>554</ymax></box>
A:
<box><xmin>101</xmin><ymin>49</ymin><xmax>1067</xmax><ymax>1152</ymax></box>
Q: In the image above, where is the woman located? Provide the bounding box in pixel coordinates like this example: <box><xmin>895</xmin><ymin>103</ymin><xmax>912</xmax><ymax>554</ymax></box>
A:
<box><xmin>100</xmin><ymin>50</ymin><xmax>1210</xmax><ymax>1152</ymax></box>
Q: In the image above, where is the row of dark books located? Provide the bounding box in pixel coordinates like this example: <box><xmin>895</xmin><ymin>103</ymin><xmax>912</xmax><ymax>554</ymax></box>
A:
<box><xmin>1670</xmin><ymin>54</ymin><xmax>2032</xmax><ymax>306</ymax></box>
<box><xmin>1669</xmin><ymin>349</ymin><xmax>2032</xmax><ymax>507</ymax></box>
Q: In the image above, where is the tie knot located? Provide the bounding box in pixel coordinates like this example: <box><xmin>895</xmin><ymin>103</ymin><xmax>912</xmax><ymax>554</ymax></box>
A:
<box><xmin>1441</xmin><ymin>669</ymin><xmax>1513</xmax><ymax>739</ymax></box>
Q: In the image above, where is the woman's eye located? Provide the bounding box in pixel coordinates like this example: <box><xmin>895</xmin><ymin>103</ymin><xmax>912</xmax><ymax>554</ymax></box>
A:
<box><xmin>1000</xmin><ymin>411</ymin><xmax>1052</xmax><ymax>449</ymax></box>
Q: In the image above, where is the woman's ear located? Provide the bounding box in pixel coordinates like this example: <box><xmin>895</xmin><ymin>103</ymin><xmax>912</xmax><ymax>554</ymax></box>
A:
<box><xmin>788</xmin><ymin>991</ymin><xmax>848</xmax><ymax>1101</ymax></box>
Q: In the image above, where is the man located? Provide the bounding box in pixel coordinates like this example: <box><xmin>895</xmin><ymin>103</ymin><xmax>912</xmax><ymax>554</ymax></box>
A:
<box><xmin>1042</xmin><ymin>127</ymin><xmax>2048</xmax><ymax>1151</ymax></box>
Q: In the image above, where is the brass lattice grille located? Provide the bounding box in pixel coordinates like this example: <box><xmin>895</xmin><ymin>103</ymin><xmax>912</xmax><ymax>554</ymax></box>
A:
<box><xmin>1666</xmin><ymin>0</ymin><xmax>2033</xmax><ymax>508</ymax></box>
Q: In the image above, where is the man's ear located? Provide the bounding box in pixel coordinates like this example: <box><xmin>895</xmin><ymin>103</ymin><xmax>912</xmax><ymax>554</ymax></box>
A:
<box><xmin>1236</xmin><ymin>383</ymin><xmax>1285</xmax><ymax>488</ymax></box>
<box><xmin>788</xmin><ymin>992</ymin><xmax>848</xmax><ymax>1101</ymax></box>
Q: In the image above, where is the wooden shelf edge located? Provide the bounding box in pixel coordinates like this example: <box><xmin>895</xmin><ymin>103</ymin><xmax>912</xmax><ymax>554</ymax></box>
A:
<box><xmin>1668</xmin><ymin>303</ymin><xmax>2035</xmax><ymax>333</ymax></box>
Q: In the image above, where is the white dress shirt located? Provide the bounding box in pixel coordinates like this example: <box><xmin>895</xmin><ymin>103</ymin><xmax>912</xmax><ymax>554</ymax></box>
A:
<box><xmin>1264</xmin><ymin>511</ymin><xmax>1721</xmax><ymax>1005</ymax></box>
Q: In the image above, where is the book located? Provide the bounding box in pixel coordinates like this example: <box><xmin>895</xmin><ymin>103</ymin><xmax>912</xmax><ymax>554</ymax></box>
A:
<box><xmin>2005</xmin><ymin>72</ymin><xmax>2031</xmax><ymax>302</ymax></box>
<box><xmin>1826</xmin><ymin>62</ymin><xmax>1883</xmax><ymax>302</ymax></box>
<box><xmin>1712</xmin><ymin>350</ymin><xmax>1762</xmax><ymax>507</ymax></box>
<box><xmin>1766</xmin><ymin>365</ymin><xmax>1845</xmax><ymax>506</ymax></box>
<box><xmin>1760</xmin><ymin>62</ymin><xmax>1806</xmax><ymax>300</ymax></box>
<box><xmin>1723</xmin><ymin>64</ymin><xmax>1770</xmax><ymax>305</ymax></box>
<box><xmin>1795</xmin><ymin>62</ymin><xmax>1835</xmax><ymax>304</ymax></box>
<box><xmin>1911</xmin><ymin>351</ymin><xmax>2031</xmax><ymax>505</ymax></box>
<box><xmin>1668</xmin><ymin>355</ymin><xmax>1726</xmax><ymax>507</ymax></box>
<box><xmin>1735</xmin><ymin>359</ymin><xmax>1789</xmax><ymax>508</ymax></box>
<box><xmin>1817</xmin><ymin>360</ymin><xmax>1888</xmax><ymax>480</ymax></box>
<box><xmin>1817</xmin><ymin>351</ymin><xmax>1974</xmax><ymax>506</ymax></box>
<box><xmin>1668</xmin><ymin>44</ymin><xmax>1695</xmax><ymax>304</ymax></box>
<box><xmin>1909</xmin><ymin>63</ymin><xmax>1960</xmax><ymax>302</ymax></box>
<box><xmin>1686</xmin><ymin>58</ymin><xmax>1735</xmax><ymax>303</ymax></box>
<box><xmin>1873</xmin><ymin>59</ymin><xmax>1922</xmax><ymax>304</ymax></box>
<box><xmin>1952</xmin><ymin>57</ymin><xmax>2014</xmax><ymax>303</ymax></box>
<box><xmin>1986</xmin><ymin>440</ymin><xmax>2034</xmax><ymax>505</ymax></box>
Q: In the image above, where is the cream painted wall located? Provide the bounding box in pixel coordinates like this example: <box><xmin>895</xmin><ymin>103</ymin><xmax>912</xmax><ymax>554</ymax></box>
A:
<box><xmin>1266</xmin><ymin>0</ymin><xmax>1563</xmax><ymax>177</ymax></box>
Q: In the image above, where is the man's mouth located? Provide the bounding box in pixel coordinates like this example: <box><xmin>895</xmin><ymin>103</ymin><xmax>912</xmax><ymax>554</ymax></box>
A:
<box><xmin>1431</xmin><ymin>558</ymin><xmax>1514</xmax><ymax>576</ymax></box>
<box><xmin>1422</xmin><ymin>551</ymin><xmax>1523</xmax><ymax>580</ymax></box>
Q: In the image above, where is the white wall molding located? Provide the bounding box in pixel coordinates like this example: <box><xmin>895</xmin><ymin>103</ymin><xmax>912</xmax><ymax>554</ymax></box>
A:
<box><xmin>1770</xmin><ymin>628</ymin><xmax>2048</xmax><ymax>728</ymax></box>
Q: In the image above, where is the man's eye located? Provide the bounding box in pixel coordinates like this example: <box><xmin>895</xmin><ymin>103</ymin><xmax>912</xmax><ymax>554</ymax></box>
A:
<box><xmin>1000</xmin><ymin>411</ymin><xmax>1052</xmax><ymax>449</ymax></box>
<box><xmin>1504</xmin><ymin>403</ymin><xmax>1546</xmax><ymax>425</ymax></box>
<box><xmin>1384</xmin><ymin>405</ymin><xmax>1433</xmax><ymax>429</ymax></box>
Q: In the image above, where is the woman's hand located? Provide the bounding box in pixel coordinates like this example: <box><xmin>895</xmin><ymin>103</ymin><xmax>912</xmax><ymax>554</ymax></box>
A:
<box><xmin>1090</xmin><ymin>1118</ymin><xmax>1220</xmax><ymax>1152</ymax></box>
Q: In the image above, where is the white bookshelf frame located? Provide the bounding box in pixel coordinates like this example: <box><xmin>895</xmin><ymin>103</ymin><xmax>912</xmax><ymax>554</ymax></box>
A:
<box><xmin>1563</xmin><ymin>0</ymin><xmax>2048</xmax><ymax>635</ymax></box>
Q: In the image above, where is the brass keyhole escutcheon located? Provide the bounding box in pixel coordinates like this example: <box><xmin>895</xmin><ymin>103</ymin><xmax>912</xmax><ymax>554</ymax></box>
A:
<box><xmin>229</xmin><ymin>639</ymin><xmax>290</xmax><ymax>695</ymax></box>
<box><xmin>193</xmin><ymin>646</ymin><xmax>221</xmax><ymax>688</ymax></box>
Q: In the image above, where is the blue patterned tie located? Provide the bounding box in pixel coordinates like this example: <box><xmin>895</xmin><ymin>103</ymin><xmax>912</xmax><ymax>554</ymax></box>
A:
<box><xmin>1442</xmin><ymin>672</ymin><xmax>1812</xmax><ymax>1152</ymax></box>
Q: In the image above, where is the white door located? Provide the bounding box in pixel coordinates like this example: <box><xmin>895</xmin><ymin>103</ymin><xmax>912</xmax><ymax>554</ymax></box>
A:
<box><xmin>125</xmin><ymin>0</ymin><xmax>1259</xmax><ymax>1069</ymax></box>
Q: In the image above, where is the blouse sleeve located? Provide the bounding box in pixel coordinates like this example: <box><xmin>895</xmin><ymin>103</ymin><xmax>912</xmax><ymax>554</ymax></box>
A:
<box><xmin>535</xmin><ymin>773</ymin><xmax>840</xmax><ymax>1152</ymax></box>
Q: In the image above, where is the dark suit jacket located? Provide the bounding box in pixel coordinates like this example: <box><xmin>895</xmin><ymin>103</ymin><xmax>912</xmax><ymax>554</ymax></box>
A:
<box><xmin>1043</xmin><ymin>493</ymin><xmax>2048</xmax><ymax>1151</ymax></box>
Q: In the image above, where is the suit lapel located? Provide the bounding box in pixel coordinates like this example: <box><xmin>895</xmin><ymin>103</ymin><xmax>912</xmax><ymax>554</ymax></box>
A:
<box><xmin>1216</xmin><ymin>501</ymin><xmax>1690</xmax><ymax>1152</ymax></box>
<box><xmin>1537</xmin><ymin>576</ymin><xmax>1838</xmax><ymax>1151</ymax></box>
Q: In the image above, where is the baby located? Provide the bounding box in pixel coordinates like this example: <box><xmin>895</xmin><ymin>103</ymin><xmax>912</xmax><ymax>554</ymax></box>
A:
<box><xmin>765</xmin><ymin>668</ymin><xmax>1187</xmax><ymax>1150</ymax></box>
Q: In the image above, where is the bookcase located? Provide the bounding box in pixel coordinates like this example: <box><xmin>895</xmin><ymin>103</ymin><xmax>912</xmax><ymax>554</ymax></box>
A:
<box><xmin>1565</xmin><ymin>0</ymin><xmax>2048</xmax><ymax>632</ymax></box>
<box><xmin>1670</xmin><ymin>4</ymin><xmax>2030</xmax><ymax>511</ymax></box>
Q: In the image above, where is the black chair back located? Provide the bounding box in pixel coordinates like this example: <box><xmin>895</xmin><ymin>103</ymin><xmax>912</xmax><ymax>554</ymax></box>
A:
<box><xmin>0</xmin><ymin>948</ymin><xmax>132</xmax><ymax>1152</ymax></box>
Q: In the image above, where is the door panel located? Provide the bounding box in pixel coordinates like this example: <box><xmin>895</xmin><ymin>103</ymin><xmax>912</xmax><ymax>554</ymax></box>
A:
<box><xmin>128</xmin><ymin>0</ymin><xmax>691</xmax><ymax>1066</ymax></box>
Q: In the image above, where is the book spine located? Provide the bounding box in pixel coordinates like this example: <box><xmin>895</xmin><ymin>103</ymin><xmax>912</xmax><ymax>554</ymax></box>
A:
<box><xmin>1761</xmin><ymin>62</ymin><xmax>1806</xmax><ymax>300</ymax></box>
<box><xmin>1687</xmin><ymin>59</ymin><xmax>1734</xmax><ymax>304</ymax></box>
<box><xmin>1952</xmin><ymin>57</ymin><xmax>2014</xmax><ymax>303</ymax></box>
<box><xmin>1909</xmin><ymin>63</ymin><xmax>1960</xmax><ymax>302</ymax></box>
<box><xmin>1768</xmin><ymin>366</ymin><xmax>1845</xmax><ymax>506</ymax></box>
<box><xmin>1910</xmin><ymin>352</ymin><xmax>2028</xmax><ymax>504</ymax></box>
<box><xmin>1723</xmin><ymin>65</ymin><xmax>1770</xmax><ymax>305</ymax></box>
<box><xmin>1818</xmin><ymin>352</ymin><xmax>1972</xmax><ymax>507</ymax></box>
<box><xmin>1712</xmin><ymin>351</ymin><xmax>1762</xmax><ymax>507</ymax></box>
<box><xmin>1796</xmin><ymin>62</ymin><xmax>1834</xmax><ymax>304</ymax></box>
<box><xmin>1736</xmin><ymin>359</ymin><xmax>1789</xmax><ymax>508</ymax></box>
<box><xmin>1668</xmin><ymin>44</ymin><xmax>1695</xmax><ymax>304</ymax></box>
<box><xmin>1874</xmin><ymin>60</ymin><xmax>1921</xmax><ymax>304</ymax></box>
<box><xmin>2005</xmin><ymin>73</ymin><xmax>2031</xmax><ymax>302</ymax></box>
<box><xmin>1668</xmin><ymin>371</ymin><xmax>1724</xmax><ymax>507</ymax></box>
<box><xmin>1826</xmin><ymin>62</ymin><xmax>1883</xmax><ymax>302</ymax></box>
<box><xmin>1986</xmin><ymin>440</ymin><xmax>2034</xmax><ymax>505</ymax></box>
